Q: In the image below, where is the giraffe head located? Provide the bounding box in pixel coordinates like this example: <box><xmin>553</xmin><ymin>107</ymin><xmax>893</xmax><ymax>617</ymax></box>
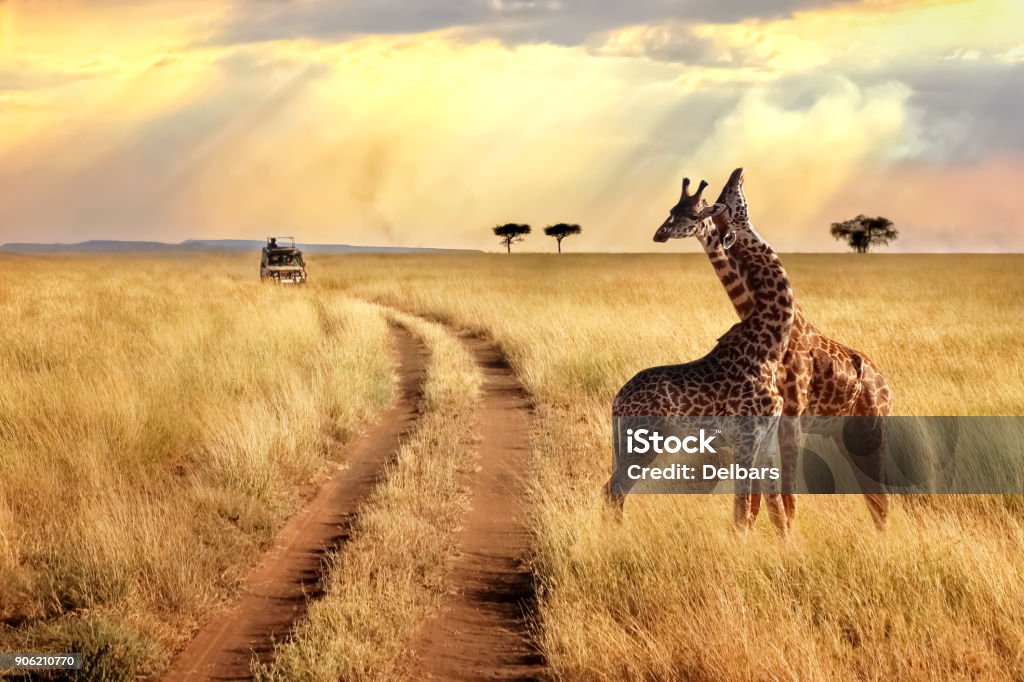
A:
<box><xmin>653</xmin><ymin>176</ymin><xmax>727</xmax><ymax>243</ymax></box>
<box><xmin>713</xmin><ymin>167</ymin><xmax>748</xmax><ymax>224</ymax></box>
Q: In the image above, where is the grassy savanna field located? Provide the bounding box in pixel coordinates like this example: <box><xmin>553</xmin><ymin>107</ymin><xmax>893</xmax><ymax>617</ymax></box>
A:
<box><xmin>1</xmin><ymin>251</ymin><xmax>1022</xmax><ymax>679</ymax></box>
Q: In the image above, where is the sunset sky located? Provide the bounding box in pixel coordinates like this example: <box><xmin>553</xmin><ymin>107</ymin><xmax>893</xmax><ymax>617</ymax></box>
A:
<box><xmin>2</xmin><ymin>0</ymin><xmax>1023</xmax><ymax>252</ymax></box>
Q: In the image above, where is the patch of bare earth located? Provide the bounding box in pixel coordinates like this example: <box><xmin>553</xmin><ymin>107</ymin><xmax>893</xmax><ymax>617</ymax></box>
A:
<box><xmin>161</xmin><ymin>324</ymin><xmax>427</xmax><ymax>681</ymax></box>
<box><xmin>408</xmin><ymin>331</ymin><xmax>546</xmax><ymax>681</ymax></box>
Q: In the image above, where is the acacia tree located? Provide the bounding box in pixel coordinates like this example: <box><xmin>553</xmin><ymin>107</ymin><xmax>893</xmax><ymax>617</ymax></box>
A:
<box><xmin>543</xmin><ymin>223</ymin><xmax>582</xmax><ymax>253</ymax></box>
<box><xmin>830</xmin><ymin>215</ymin><xmax>899</xmax><ymax>253</ymax></box>
<box><xmin>493</xmin><ymin>223</ymin><xmax>531</xmax><ymax>254</ymax></box>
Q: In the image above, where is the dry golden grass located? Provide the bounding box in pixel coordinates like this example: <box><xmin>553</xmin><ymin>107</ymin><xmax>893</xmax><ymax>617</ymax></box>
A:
<box><xmin>0</xmin><ymin>254</ymin><xmax>393</xmax><ymax>677</ymax></box>
<box><xmin>317</xmin><ymin>252</ymin><xmax>1024</xmax><ymax>680</ymax></box>
<box><xmin>2</xmin><ymin>251</ymin><xmax>1022</xmax><ymax>680</ymax></box>
<box><xmin>257</xmin><ymin>309</ymin><xmax>480</xmax><ymax>681</ymax></box>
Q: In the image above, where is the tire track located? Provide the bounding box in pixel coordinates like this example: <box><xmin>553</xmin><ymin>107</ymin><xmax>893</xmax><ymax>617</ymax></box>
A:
<box><xmin>162</xmin><ymin>324</ymin><xmax>427</xmax><ymax>681</ymax></box>
<box><xmin>408</xmin><ymin>330</ymin><xmax>545</xmax><ymax>681</ymax></box>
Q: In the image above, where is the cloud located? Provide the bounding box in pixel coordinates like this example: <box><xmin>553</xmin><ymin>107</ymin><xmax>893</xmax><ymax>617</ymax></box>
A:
<box><xmin>3</xmin><ymin>0</ymin><xmax>1024</xmax><ymax>252</ymax></box>
<box><xmin>211</xmin><ymin>0</ymin><xmax>852</xmax><ymax>47</ymax></box>
<box><xmin>586</xmin><ymin>21</ymin><xmax>760</xmax><ymax>66</ymax></box>
<box><xmin>1001</xmin><ymin>44</ymin><xmax>1024</xmax><ymax>61</ymax></box>
<box><xmin>0</xmin><ymin>56</ymin><xmax>109</xmax><ymax>93</ymax></box>
<box><xmin>672</xmin><ymin>76</ymin><xmax>915</xmax><ymax>246</ymax></box>
<box><xmin>0</xmin><ymin>68</ymin><xmax>93</xmax><ymax>91</ymax></box>
<box><xmin>0</xmin><ymin>51</ymin><xmax>329</xmax><ymax>241</ymax></box>
<box><xmin>944</xmin><ymin>48</ymin><xmax>982</xmax><ymax>61</ymax></box>
<box><xmin>874</xmin><ymin>61</ymin><xmax>1024</xmax><ymax>165</ymax></box>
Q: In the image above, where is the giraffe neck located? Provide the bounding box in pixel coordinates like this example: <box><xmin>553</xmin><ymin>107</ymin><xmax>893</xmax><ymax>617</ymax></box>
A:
<box><xmin>698</xmin><ymin>229</ymin><xmax>753</xmax><ymax>321</ymax></box>
<box><xmin>711</xmin><ymin>212</ymin><xmax>795</xmax><ymax>366</ymax></box>
<box><xmin>701</xmin><ymin>221</ymin><xmax>811</xmax><ymax>340</ymax></box>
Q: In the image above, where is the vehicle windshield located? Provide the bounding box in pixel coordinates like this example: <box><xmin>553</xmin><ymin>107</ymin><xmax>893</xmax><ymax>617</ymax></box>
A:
<box><xmin>268</xmin><ymin>252</ymin><xmax>303</xmax><ymax>267</ymax></box>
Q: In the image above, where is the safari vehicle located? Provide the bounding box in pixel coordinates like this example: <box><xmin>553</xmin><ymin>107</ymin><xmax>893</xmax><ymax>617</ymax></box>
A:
<box><xmin>260</xmin><ymin>236</ymin><xmax>307</xmax><ymax>285</ymax></box>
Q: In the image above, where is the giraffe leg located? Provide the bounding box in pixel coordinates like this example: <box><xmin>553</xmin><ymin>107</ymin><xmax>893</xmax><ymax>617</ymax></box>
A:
<box><xmin>863</xmin><ymin>417</ymin><xmax>889</xmax><ymax>532</ymax></box>
<box><xmin>751</xmin><ymin>477</ymin><xmax>789</xmax><ymax>536</ymax></box>
<box><xmin>865</xmin><ymin>494</ymin><xmax>888</xmax><ymax>532</ymax></box>
<box><xmin>782</xmin><ymin>494</ymin><xmax>797</xmax><ymax>526</ymax></box>
<box><xmin>749</xmin><ymin>492</ymin><xmax>762</xmax><ymax>521</ymax></box>
<box><xmin>757</xmin><ymin>463</ymin><xmax>788</xmax><ymax>537</ymax></box>
<box><xmin>757</xmin><ymin>423</ymin><xmax>788</xmax><ymax>537</ymax></box>
<box><xmin>763</xmin><ymin>495</ymin><xmax>787</xmax><ymax>537</ymax></box>
<box><xmin>733</xmin><ymin>493</ymin><xmax>753</xmax><ymax>531</ymax></box>
<box><xmin>732</xmin><ymin>430</ymin><xmax>763</xmax><ymax>532</ymax></box>
<box><xmin>854</xmin><ymin>374</ymin><xmax>892</xmax><ymax>532</ymax></box>
<box><xmin>778</xmin><ymin>418</ymin><xmax>802</xmax><ymax>530</ymax></box>
<box><xmin>832</xmin><ymin>418</ymin><xmax>889</xmax><ymax>533</ymax></box>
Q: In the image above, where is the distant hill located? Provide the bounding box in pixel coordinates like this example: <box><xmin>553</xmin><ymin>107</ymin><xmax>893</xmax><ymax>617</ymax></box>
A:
<box><xmin>0</xmin><ymin>239</ymin><xmax>477</xmax><ymax>254</ymax></box>
<box><xmin>181</xmin><ymin>239</ymin><xmax>474</xmax><ymax>254</ymax></box>
<box><xmin>1</xmin><ymin>240</ymin><xmax>179</xmax><ymax>253</ymax></box>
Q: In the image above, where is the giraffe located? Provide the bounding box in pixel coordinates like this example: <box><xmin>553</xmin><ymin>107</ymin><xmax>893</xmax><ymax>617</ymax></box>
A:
<box><xmin>652</xmin><ymin>168</ymin><xmax>892</xmax><ymax>531</ymax></box>
<box><xmin>609</xmin><ymin>169</ymin><xmax>795</xmax><ymax>533</ymax></box>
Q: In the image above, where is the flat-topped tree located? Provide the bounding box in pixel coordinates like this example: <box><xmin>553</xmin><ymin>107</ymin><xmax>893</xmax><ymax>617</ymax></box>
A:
<box><xmin>543</xmin><ymin>223</ymin><xmax>582</xmax><ymax>253</ymax></box>
<box><xmin>831</xmin><ymin>214</ymin><xmax>898</xmax><ymax>253</ymax></box>
<box><xmin>493</xmin><ymin>223</ymin><xmax>531</xmax><ymax>254</ymax></box>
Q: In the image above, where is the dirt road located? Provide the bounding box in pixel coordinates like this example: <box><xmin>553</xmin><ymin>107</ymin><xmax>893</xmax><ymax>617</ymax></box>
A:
<box><xmin>161</xmin><ymin>319</ymin><xmax>544</xmax><ymax>681</ymax></box>
<box><xmin>162</xmin><ymin>324</ymin><xmax>427</xmax><ymax>681</ymax></box>
<box><xmin>408</xmin><ymin>331</ymin><xmax>545</xmax><ymax>681</ymax></box>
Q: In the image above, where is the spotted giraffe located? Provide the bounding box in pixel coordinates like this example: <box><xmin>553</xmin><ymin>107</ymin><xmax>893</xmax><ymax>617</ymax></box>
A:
<box><xmin>609</xmin><ymin>169</ymin><xmax>795</xmax><ymax>533</ymax></box>
<box><xmin>653</xmin><ymin>168</ymin><xmax>891</xmax><ymax>531</ymax></box>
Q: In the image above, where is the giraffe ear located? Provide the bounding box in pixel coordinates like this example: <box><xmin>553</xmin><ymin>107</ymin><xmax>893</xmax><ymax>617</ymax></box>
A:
<box><xmin>697</xmin><ymin>203</ymin><xmax>727</xmax><ymax>219</ymax></box>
